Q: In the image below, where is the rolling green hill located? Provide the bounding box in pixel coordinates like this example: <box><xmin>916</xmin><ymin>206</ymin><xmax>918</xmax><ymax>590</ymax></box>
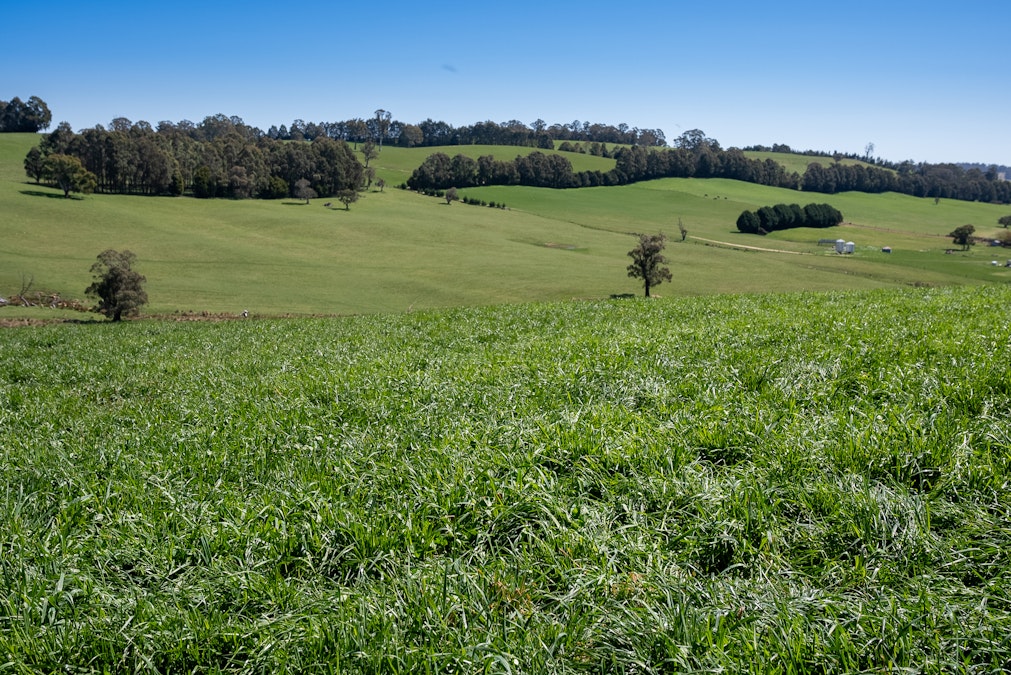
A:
<box><xmin>2</xmin><ymin>133</ymin><xmax>1008</xmax><ymax>318</ymax></box>
<box><xmin>370</xmin><ymin>144</ymin><xmax>616</xmax><ymax>188</ymax></box>
<box><xmin>743</xmin><ymin>150</ymin><xmax>882</xmax><ymax>176</ymax></box>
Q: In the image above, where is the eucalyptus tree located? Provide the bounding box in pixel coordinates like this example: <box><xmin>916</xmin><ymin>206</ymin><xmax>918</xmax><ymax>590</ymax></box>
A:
<box><xmin>373</xmin><ymin>109</ymin><xmax>391</xmax><ymax>148</ymax></box>
<box><xmin>44</xmin><ymin>154</ymin><xmax>97</xmax><ymax>197</ymax></box>
<box><xmin>627</xmin><ymin>233</ymin><xmax>672</xmax><ymax>298</ymax></box>
<box><xmin>86</xmin><ymin>249</ymin><xmax>147</xmax><ymax>321</ymax></box>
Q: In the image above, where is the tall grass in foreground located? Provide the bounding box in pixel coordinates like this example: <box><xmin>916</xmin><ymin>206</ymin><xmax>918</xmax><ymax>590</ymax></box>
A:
<box><xmin>2</xmin><ymin>286</ymin><xmax>1010</xmax><ymax>673</ymax></box>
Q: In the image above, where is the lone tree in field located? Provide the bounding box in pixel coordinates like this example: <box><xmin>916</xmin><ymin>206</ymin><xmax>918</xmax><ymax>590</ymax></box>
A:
<box><xmin>337</xmin><ymin>189</ymin><xmax>359</xmax><ymax>210</ymax></box>
<box><xmin>627</xmin><ymin>232</ymin><xmax>672</xmax><ymax>298</ymax></box>
<box><xmin>948</xmin><ymin>224</ymin><xmax>976</xmax><ymax>251</ymax></box>
<box><xmin>86</xmin><ymin>249</ymin><xmax>148</xmax><ymax>321</ymax></box>
<box><xmin>998</xmin><ymin>215</ymin><xmax>1011</xmax><ymax>228</ymax></box>
<box><xmin>444</xmin><ymin>187</ymin><xmax>459</xmax><ymax>205</ymax></box>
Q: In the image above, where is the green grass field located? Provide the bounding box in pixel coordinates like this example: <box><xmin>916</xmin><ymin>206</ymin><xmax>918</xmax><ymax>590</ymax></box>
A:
<box><xmin>742</xmin><ymin>151</ymin><xmax>882</xmax><ymax>176</ymax></box>
<box><xmin>2</xmin><ymin>133</ymin><xmax>1009</xmax><ymax>318</ymax></box>
<box><xmin>370</xmin><ymin>144</ymin><xmax>617</xmax><ymax>188</ymax></box>
<box><xmin>3</xmin><ymin>287</ymin><xmax>1010</xmax><ymax>671</ymax></box>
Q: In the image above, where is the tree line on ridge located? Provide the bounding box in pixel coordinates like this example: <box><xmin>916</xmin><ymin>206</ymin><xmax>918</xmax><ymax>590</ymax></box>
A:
<box><xmin>7</xmin><ymin>94</ymin><xmax>1009</xmax><ymax>204</ymax></box>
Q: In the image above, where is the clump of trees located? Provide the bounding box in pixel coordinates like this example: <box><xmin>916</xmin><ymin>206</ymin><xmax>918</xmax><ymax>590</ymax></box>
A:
<box><xmin>405</xmin><ymin>130</ymin><xmax>801</xmax><ymax>192</ymax></box>
<box><xmin>627</xmin><ymin>233</ymin><xmax>672</xmax><ymax>297</ymax></box>
<box><xmin>86</xmin><ymin>249</ymin><xmax>148</xmax><ymax>321</ymax></box>
<box><xmin>277</xmin><ymin>115</ymin><xmax>1011</xmax><ymax>204</ymax></box>
<box><xmin>25</xmin><ymin>106</ymin><xmax>1011</xmax><ymax>205</ymax></box>
<box><xmin>800</xmin><ymin>160</ymin><xmax>1011</xmax><ymax>204</ymax></box>
<box><xmin>37</xmin><ymin>153</ymin><xmax>98</xmax><ymax>197</ymax></box>
<box><xmin>0</xmin><ymin>96</ymin><xmax>51</xmax><ymax>132</ymax></box>
<box><xmin>25</xmin><ymin>115</ymin><xmax>364</xmax><ymax>201</ymax></box>
<box><xmin>262</xmin><ymin>115</ymin><xmax>665</xmax><ymax>149</ymax></box>
<box><xmin>736</xmin><ymin>203</ymin><xmax>844</xmax><ymax>234</ymax></box>
<box><xmin>948</xmin><ymin>224</ymin><xmax>976</xmax><ymax>251</ymax></box>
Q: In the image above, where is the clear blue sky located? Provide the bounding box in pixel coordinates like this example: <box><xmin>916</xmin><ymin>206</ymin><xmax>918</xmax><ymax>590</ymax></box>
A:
<box><xmin>3</xmin><ymin>0</ymin><xmax>1008</xmax><ymax>165</ymax></box>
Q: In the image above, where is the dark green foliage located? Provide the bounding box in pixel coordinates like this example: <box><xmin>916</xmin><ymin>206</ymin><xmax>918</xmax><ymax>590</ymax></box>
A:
<box><xmin>800</xmin><ymin>158</ymin><xmax>1011</xmax><ymax>203</ymax></box>
<box><xmin>627</xmin><ymin>232</ymin><xmax>673</xmax><ymax>297</ymax></box>
<box><xmin>756</xmin><ymin>205</ymin><xmax>779</xmax><ymax>232</ymax></box>
<box><xmin>737</xmin><ymin>203</ymin><xmax>844</xmax><ymax>234</ymax></box>
<box><xmin>23</xmin><ymin>145</ymin><xmax>44</xmax><ymax>183</ymax></box>
<box><xmin>409</xmin><ymin>151</ymin><xmax>578</xmax><ymax>190</ymax></box>
<box><xmin>407</xmin><ymin>152</ymin><xmax>453</xmax><ymax>189</ymax></box>
<box><xmin>84</xmin><ymin>249</ymin><xmax>148</xmax><ymax>321</ymax></box>
<box><xmin>261</xmin><ymin>176</ymin><xmax>289</xmax><ymax>200</ymax></box>
<box><xmin>22</xmin><ymin>110</ymin><xmax>1011</xmax><ymax>204</ymax></box>
<box><xmin>42</xmin><ymin>153</ymin><xmax>97</xmax><ymax>197</ymax></box>
<box><xmin>0</xmin><ymin>95</ymin><xmax>51</xmax><ymax>132</ymax></box>
<box><xmin>169</xmin><ymin>170</ymin><xmax>184</xmax><ymax>196</ymax></box>
<box><xmin>23</xmin><ymin>115</ymin><xmax>363</xmax><ymax>199</ymax></box>
<box><xmin>803</xmin><ymin>202</ymin><xmax>844</xmax><ymax>227</ymax></box>
<box><xmin>192</xmin><ymin>165</ymin><xmax>216</xmax><ymax>198</ymax></box>
<box><xmin>948</xmin><ymin>224</ymin><xmax>976</xmax><ymax>250</ymax></box>
<box><xmin>736</xmin><ymin>210</ymin><xmax>761</xmax><ymax>234</ymax></box>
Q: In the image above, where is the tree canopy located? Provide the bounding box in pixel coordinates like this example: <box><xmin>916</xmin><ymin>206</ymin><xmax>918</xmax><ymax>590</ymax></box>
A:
<box><xmin>20</xmin><ymin>109</ymin><xmax>1011</xmax><ymax>205</ymax></box>
<box><xmin>948</xmin><ymin>224</ymin><xmax>976</xmax><ymax>251</ymax></box>
<box><xmin>44</xmin><ymin>154</ymin><xmax>97</xmax><ymax>197</ymax></box>
<box><xmin>736</xmin><ymin>203</ymin><xmax>843</xmax><ymax>234</ymax></box>
<box><xmin>627</xmin><ymin>233</ymin><xmax>673</xmax><ymax>298</ymax></box>
<box><xmin>26</xmin><ymin>115</ymin><xmax>363</xmax><ymax>200</ymax></box>
<box><xmin>0</xmin><ymin>96</ymin><xmax>51</xmax><ymax>132</ymax></box>
<box><xmin>85</xmin><ymin>249</ymin><xmax>148</xmax><ymax>321</ymax></box>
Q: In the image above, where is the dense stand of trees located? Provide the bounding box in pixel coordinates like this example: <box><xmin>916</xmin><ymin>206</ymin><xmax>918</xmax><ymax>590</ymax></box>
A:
<box><xmin>0</xmin><ymin>96</ymin><xmax>52</xmax><ymax>132</ymax></box>
<box><xmin>800</xmin><ymin>161</ymin><xmax>1011</xmax><ymax>203</ymax></box>
<box><xmin>16</xmin><ymin>93</ymin><xmax>1010</xmax><ymax>204</ymax></box>
<box><xmin>407</xmin><ymin>131</ymin><xmax>800</xmax><ymax>191</ymax></box>
<box><xmin>736</xmin><ymin>203</ymin><xmax>844</xmax><ymax>234</ymax></box>
<box><xmin>30</xmin><ymin>116</ymin><xmax>363</xmax><ymax>199</ymax></box>
<box><xmin>407</xmin><ymin>130</ymin><xmax>1011</xmax><ymax>203</ymax></box>
<box><xmin>264</xmin><ymin>116</ymin><xmax>667</xmax><ymax>149</ymax></box>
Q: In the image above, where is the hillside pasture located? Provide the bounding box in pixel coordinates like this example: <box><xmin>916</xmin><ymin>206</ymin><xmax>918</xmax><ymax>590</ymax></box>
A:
<box><xmin>743</xmin><ymin>150</ymin><xmax>884</xmax><ymax>176</ymax></box>
<box><xmin>370</xmin><ymin>144</ymin><xmax>617</xmax><ymax>188</ymax></box>
<box><xmin>2</xmin><ymin>133</ymin><xmax>1009</xmax><ymax>318</ymax></box>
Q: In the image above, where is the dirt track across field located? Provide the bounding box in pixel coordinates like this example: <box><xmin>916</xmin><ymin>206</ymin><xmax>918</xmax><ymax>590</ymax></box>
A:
<box><xmin>690</xmin><ymin>236</ymin><xmax>810</xmax><ymax>255</ymax></box>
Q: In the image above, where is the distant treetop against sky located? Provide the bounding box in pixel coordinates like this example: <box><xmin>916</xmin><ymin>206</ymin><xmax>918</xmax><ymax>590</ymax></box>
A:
<box><xmin>3</xmin><ymin>0</ymin><xmax>1008</xmax><ymax>165</ymax></box>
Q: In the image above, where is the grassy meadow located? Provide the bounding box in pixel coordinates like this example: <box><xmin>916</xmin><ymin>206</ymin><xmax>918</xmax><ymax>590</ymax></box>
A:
<box><xmin>742</xmin><ymin>151</ymin><xmax>881</xmax><ymax>177</ymax></box>
<box><xmin>4</xmin><ymin>131</ymin><xmax>1011</xmax><ymax>671</ymax></box>
<box><xmin>2</xmin><ymin>133</ymin><xmax>1010</xmax><ymax>319</ymax></box>
<box><xmin>3</xmin><ymin>286</ymin><xmax>1011</xmax><ymax>671</ymax></box>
